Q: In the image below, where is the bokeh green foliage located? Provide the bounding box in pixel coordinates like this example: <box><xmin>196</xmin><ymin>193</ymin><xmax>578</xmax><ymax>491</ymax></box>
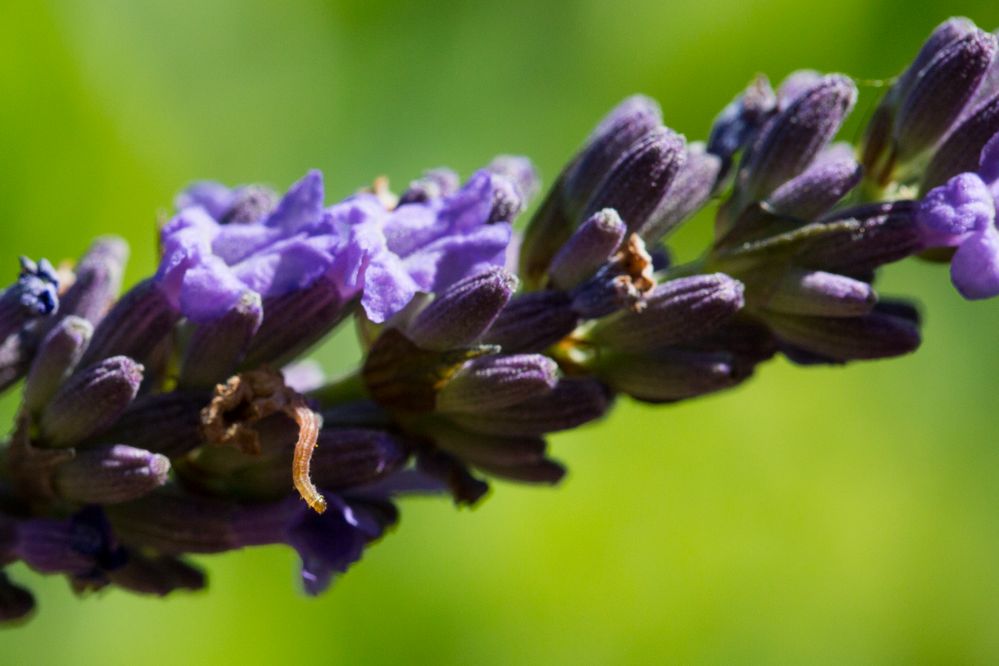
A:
<box><xmin>2</xmin><ymin>1</ymin><xmax>999</xmax><ymax>663</ymax></box>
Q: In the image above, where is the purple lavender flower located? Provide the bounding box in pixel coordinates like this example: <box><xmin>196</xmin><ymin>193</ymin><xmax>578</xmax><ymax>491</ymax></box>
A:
<box><xmin>163</xmin><ymin>166</ymin><xmax>523</xmax><ymax>325</ymax></box>
<box><xmin>918</xmin><ymin>133</ymin><xmax>999</xmax><ymax>299</ymax></box>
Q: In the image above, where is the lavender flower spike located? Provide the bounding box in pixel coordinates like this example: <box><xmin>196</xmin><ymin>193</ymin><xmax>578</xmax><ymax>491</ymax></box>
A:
<box><xmin>918</xmin><ymin>133</ymin><xmax>999</xmax><ymax>299</ymax></box>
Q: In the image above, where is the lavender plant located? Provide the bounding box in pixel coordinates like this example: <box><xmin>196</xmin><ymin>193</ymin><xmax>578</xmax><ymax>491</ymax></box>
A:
<box><xmin>2</xmin><ymin>16</ymin><xmax>998</xmax><ymax>622</ymax></box>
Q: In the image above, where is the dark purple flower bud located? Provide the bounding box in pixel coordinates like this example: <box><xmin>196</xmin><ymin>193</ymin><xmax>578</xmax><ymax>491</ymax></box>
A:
<box><xmin>57</xmin><ymin>237</ymin><xmax>128</xmax><ymax>325</ymax></box>
<box><xmin>416</xmin><ymin>448</ymin><xmax>490</xmax><ymax>505</ymax></box>
<box><xmin>179</xmin><ymin>291</ymin><xmax>263</xmax><ymax>389</ymax></box>
<box><xmin>765</xmin><ymin>301</ymin><xmax>921</xmax><ymax>361</ymax></box>
<box><xmin>448</xmin><ymin>378</ymin><xmax>611</xmax><ymax>437</ymax></box>
<box><xmin>862</xmin><ymin>19</ymin><xmax>980</xmax><ymax>179</ymax></box>
<box><xmin>97</xmin><ymin>391</ymin><xmax>209</xmax><ymax>458</ymax></box>
<box><xmin>0</xmin><ymin>334</ymin><xmax>29</xmax><ymax>395</ymax></box>
<box><xmin>596</xmin><ymin>349</ymin><xmax>743</xmax><ymax>402</ymax></box>
<box><xmin>740</xmin><ymin>75</ymin><xmax>857</xmax><ymax>201</ymax></box>
<box><xmin>796</xmin><ymin>202</ymin><xmax>923</xmax><ymax>275</ymax></box>
<box><xmin>548</xmin><ymin>209</ymin><xmax>627</xmax><ymax>290</ymax></box>
<box><xmin>0</xmin><ymin>257</ymin><xmax>59</xmax><ymax>341</ymax></box>
<box><xmin>14</xmin><ymin>507</ymin><xmax>125</xmax><ymax>577</ymax></box>
<box><xmin>221</xmin><ymin>428</ymin><xmax>408</xmax><ymax>499</ymax></box>
<box><xmin>776</xmin><ymin>70</ymin><xmax>823</xmax><ymax>107</ymax></box>
<box><xmin>764</xmin><ymin>269</ymin><xmax>877</xmax><ymax>317</ymax></box>
<box><xmin>429</xmin><ymin>421</ymin><xmax>548</xmax><ymax>468</ymax></box>
<box><xmin>765</xmin><ymin>157</ymin><xmax>862</xmax><ymax>220</ymax></box>
<box><xmin>407</xmin><ymin>267</ymin><xmax>516</xmax><ymax>351</ymax></box>
<box><xmin>241</xmin><ymin>276</ymin><xmax>348</xmax><ymax>368</ymax></box>
<box><xmin>707</xmin><ymin>75</ymin><xmax>778</xmax><ymax>178</ymax></box>
<box><xmin>893</xmin><ymin>29</ymin><xmax>997</xmax><ymax>163</ymax></box>
<box><xmin>480</xmin><ymin>290</ymin><xmax>579</xmax><ymax>353</ymax></box>
<box><xmin>437</xmin><ymin>354</ymin><xmax>558</xmax><ymax>413</ymax></box>
<box><xmin>638</xmin><ymin>143</ymin><xmax>722</xmax><ymax>243</ymax></box>
<box><xmin>589</xmin><ymin>274</ymin><xmax>745</xmax><ymax>353</ymax></box>
<box><xmin>23</xmin><ymin>316</ymin><xmax>92</xmax><ymax>415</ymax></box>
<box><xmin>53</xmin><ymin>444</ymin><xmax>170</xmax><ymax>504</ymax></box>
<box><xmin>519</xmin><ymin>96</ymin><xmax>662</xmax><ymax>286</ymax></box>
<box><xmin>475</xmin><ymin>458</ymin><xmax>566</xmax><ymax>486</ymax></box>
<box><xmin>565</xmin><ymin>95</ymin><xmax>664</xmax><ymax>212</ymax></box>
<box><xmin>581</xmin><ymin>127</ymin><xmax>687</xmax><ymax>234</ymax></box>
<box><xmin>488</xmin><ymin>155</ymin><xmax>541</xmax><ymax>202</ymax></box>
<box><xmin>40</xmin><ymin>356</ymin><xmax>144</xmax><ymax>446</ymax></box>
<box><xmin>922</xmin><ymin>96</ymin><xmax>999</xmax><ymax>190</ymax></box>
<box><xmin>79</xmin><ymin>278</ymin><xmax>179</xmax><ymax>368</ymax></box>
<box><xmin>109</xmin><ymin>552</ymin><xmax>205</xmax><ymax>597</ymax></box>
<box><xmin>363</xmin><ymin>328</ymin><xmax>495</xmax><ymax>412</ymax></box>
<box><xmin>398</xmin><ymin>168</ymin><xmax>461</xmax><ymax>205</ymax></box>
<box><xmin>107</xmin><ymin>489</ymin><xmax>303</xmax><ymax>554</ymax></box>
<box><xmin>0</xmin><ymin>573</ymin><xmax>35</xmax><ymax>623</ymax></box>
<box><xmin>897</xmin><ymin>18</ymin><xmax>980</xmax><ymax>99</ymax></box>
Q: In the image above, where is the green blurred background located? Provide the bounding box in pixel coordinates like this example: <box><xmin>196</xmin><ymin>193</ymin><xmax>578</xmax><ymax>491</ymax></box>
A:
<box><xmin>2</xmin><ymin>0</ymin><xmax>999</xmax><ymax>663</ymax></box>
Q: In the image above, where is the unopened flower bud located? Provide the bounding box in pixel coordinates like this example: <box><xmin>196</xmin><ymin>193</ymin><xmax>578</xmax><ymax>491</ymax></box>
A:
<box><xmin>41</xmin><ymin>356</ymin><xmax>143</xmax><ymax>446</ymax></box>
<box><xmin>408</xmin><ymin>268</ymin><xmax>516</xmax><ymax>351</ymax></box>
<box><xmin>448</xmin><ymin>378</ymin><xmax>611</xmax><ymax>437</ymax></box>
<box><xmin>242</xmin><ymin>276</ymin><xmax>348</xmax><ymax>368</ymax></box>
<box><xmin>893</xmin><ymin>29</ymin><xmax>997</xmax><ymax>162</ymax></box>
<box><xmin>740</xmin><ymin>75</ymin><xmax>857</xmax><ymax>201</ymax></box>
<box><xmin>53</xmin><ymin>444</ymin><xmax>170</xmax><ymax>504</ymax></box>
<box><xmin>596</xmin><ymin>349</ymin><xmax>742</xmax><ymax>402</ymax></box>
<box><xmin>765</xmin><ymin>157</ymin><xmax>862</xmax><ymax>220</ymax></box>
<box><xmin>589</xmin><ymin>274</ymin><xmax>745</xmax><ymax>353</ymax></box>
<box><xmin>581</xmin><ymin>127</ymin><xmax>687</xmax><ymax>234</ymax></box>
<box><xmin>109</xmin><ymin>552</ymin><xmax>205</xmax><ymax>597</ymax></box>
<box><xmin>922</xmin><ymin>95</ymin><xmax>999</xmax><ymax>191</ymax></box>
<box><xmin>57</xmin><ymin>237</ymin><xmax>128</xmax><ymax>326</ymax></box>
<box><xmin>98</xmin><ymin>391</ymin><xmax>210</xmax><ymax>458</ymax></box>
<box><xmin>764</xmin><ymin>269</ymin><xmax>877</xmax><ymax>317</ymax></box>
<box><xmin>437</xmin><ymin>354</ymin><xmax>558</xmax><ymax>413</ymax></box>
<box><xmin>707</xmin><ymin>75</ymin><xmax>777</xmax><ymax>179</ymax></box>
<box><xmin>548</xmin><ymin>209</ymin><xmax>627</xmax><ymax>290</ymax></box>
<box><xmin>79</xmin><ymin>279</ymin><xmax>178</xmax><ymax>368</ymax></box>
<box><xmin>180</xmin><ymin>291</ymin><xmax>263</xmax><ymax>388</ymax></box>
<box><xmin>480</xmin><ymin>290</ymin><xmax>579</xmax><ymax>353</ymax></box>
<box><xmin>765</xmin><ymin>301</ymin><xmax>921</xmax><ymax>362</ymax></box>
<box><xmin>638</xmin><ymin>143</ymin><xmax>722</xmax><ymax>243</ymax></box>
<box><xmin>23</xmin><ymin>316</ymin><xmax>92</xmax><ymax>415</ymax></box>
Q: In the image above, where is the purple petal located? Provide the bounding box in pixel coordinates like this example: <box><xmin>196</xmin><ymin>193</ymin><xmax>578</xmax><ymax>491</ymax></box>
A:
<box><xmin>288</xmin><ymin>497</ymin><xmax>384</xmax><ymax>596</ymax></box>
<box><xmin>178</xmin><ymin>256</ymin><xmax>247</xmax><ymax>322</ymax></box>
<box><xmin>360</xmin><ymin>254</ymin><xmax>420</xmax><ymax>323</ymax></box>
<box><xmin>264</xmin><ymin>170</ymin><xmax>325</xmax><ymax>232</ymax></box>
<box><xmin>438</xmin><ymin>171</ymin><xmax>495</xmax><ymax>231</ymax></box>
<box><xmin>952</xmin><ymin>224</ymin><xmax>999</xmax><ymax>299</ymax></box>
<box><xmin>421</xmin><ymin>223</ymin><xmax>512</xmax><ymax>293</ymax></box>
<box><xmin>175</xmin><ymin>182</ymin><xmax>234</xmax><ymax>219</ymax></box>
<box><xmin>918</xmin><ymin>172</ymin><xmax>996</xmax><ymax>236</ymax></box>
<box><xmin>156</xmin><ymin>208</ymin><xmax>220</xmax><ymax>309</ymax></box>
<box><xmin>230</xmin><ymin>236</ymin><xmax>333</xmax><ymax>297</ymax></box>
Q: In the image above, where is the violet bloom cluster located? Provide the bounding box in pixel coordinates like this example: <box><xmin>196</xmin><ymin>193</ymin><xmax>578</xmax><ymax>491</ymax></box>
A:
<box><xmin>1</xmin><ymin>15</ymin><xmax>998</xmax><ymax>623</ymax></box>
